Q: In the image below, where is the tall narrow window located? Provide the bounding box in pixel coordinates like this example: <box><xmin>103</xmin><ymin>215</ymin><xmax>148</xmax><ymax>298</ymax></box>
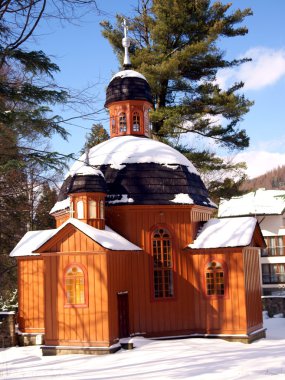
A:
<box><xmin>152</xmin><ymin>228</ymin><xmax>174</xmax><ymax>299</ymax></box>
<box><xmin>111</xmin><ymin>117</ymin><xmax>116</xmax><ymax>134</ymax></box>
<box><xmin>265</xmin><ymin>236</ymin><xmax>285</xmax><ymax>256</ymax></box>
<box><xmin>65</xmin><ymin>265</ymin><xmax>85</xmax><ymax>305</ymax></box>
<box><xmin>77</xmin><ymin>200</ymin><xmax>84</xmax><ymax>219</ymax></box>
<box><xmin>144</xmin><ymin>109</ymin><xmax>150</xmax><ymax>135</ymax></box>
<box><xmin>119</xmin><ymin>113</ymin><xmax>127</xmax><ymax>133</ymax></box>
<box><xmin>205</xmin><ymin>261</ymin><xmax>225</xmax><ymax>296</ymax></box>
<box><xmin>88</xmin><ymin>199</ymin><xmax>97</xmax><ymax>219</ymax></box>
<box><xmin>100</xmin><ymin>200</ymin><xmax>104</xmax><ymax>219</ymax></box>
<box><xmin>132</xmin><ymin>112</ymin><xmax>140</xmax><ymax>132</ymax></box>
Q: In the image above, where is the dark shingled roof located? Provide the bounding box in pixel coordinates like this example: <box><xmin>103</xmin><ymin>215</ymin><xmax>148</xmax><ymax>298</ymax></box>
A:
<box><xmin>105</xmin><ymin>76</ymin><xmax>153</xmax><ymax>107</ymax></box>
<box><xmin>58</xmin><ymin>163</ymin><xmax>214</xmax><ymax>208</ymax></box>
<box><xmin>57</xmin><ymin>174</ymin><xmax>107</xmax><ymax>198</ymax></box>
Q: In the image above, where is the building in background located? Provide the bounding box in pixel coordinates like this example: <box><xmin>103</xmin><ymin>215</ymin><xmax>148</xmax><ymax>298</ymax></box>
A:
<box><xmin>219</xmin><ymin>188</ymin><xmax>285</xmax><ymax>296</ymax></box>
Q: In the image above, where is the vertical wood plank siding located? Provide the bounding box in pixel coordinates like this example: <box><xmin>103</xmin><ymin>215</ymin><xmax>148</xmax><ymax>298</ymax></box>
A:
<box><xmin>38</xmin><ymin>204</ymin><xmax>262</xmax><ymax>346</ymax></box>
<box><xmin>243</xmin><ymin>247</ymin><xmax>263</xmax><ymax>333</ymax></box>
<box><xmin>104</xmin><ymin>206</ymin><xmax>250</xmax><ymax>338</ymax></box>
<box><xmin>43</xmin><ymin>228</ymin><xmax>110</xmax><ymax>347</ymax></box>
<box><xmin>18</xmin><ymin>257</ymin><xmax>45</xmax><ymax>333</ymax></box>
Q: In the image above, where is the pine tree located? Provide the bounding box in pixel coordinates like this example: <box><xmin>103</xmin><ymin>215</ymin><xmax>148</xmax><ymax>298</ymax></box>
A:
<box><xmin>81</xmin><ymin>124</ymin><xmax>110</xmax><ymax>154</ymax></box>
<box><xmin>33</xmin><ymin>183</ymin><xmax>58</xmax><ymax>230</ymax></box>
<box><xmin>101</xmin><ymin>0</ymin><xmax>253</xmax><ymax>198</ymax></box>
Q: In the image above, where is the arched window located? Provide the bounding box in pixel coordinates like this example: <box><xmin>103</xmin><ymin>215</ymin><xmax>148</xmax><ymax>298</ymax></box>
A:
<box><xmin>132</xmin><ymin>112</ymin><xmax>140</xmax><ymax>132</ymax></box>
<box><xmin>100</xmin><ymin>200</ymin><xmax>104</xmax><ymax>219</ymax></box>
<box><xmin>111</xmin><ymin>117</ymin><xmax>116</xmax><ymax>134</ymax></box>
<box><xmin>77</xmin><ymin>200</ymin><xmax>84</xmax><ymax>219</ymax></box>
<box><xmin>152</xmin><ymin>228</ymin><xmax>174</xmax><ymax>299</ymax></box>
<box><xmin>119</xmin><ymin>113</ymin><xmax>127</xmax><ymax>133</ymax></box>
<box><xmin>88</xmin><ymin>199</ymin><xmax>97</xmax><ymax>219</ymax></box>
<box><xmin>205</xmin><ymin>261</ymin><xmax>225</xmax><ymax>296</ymax></box>
<box><xmin>65</xmin><ymin>265</ymin><xmax>86</xmax><ymax>305</ymax></box>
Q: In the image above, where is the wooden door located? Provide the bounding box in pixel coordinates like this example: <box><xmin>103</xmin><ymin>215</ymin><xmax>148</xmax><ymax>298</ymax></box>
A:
<box><xmin>117</xmin><ymin>292</ymin><xmax>129</xmax><ymax>338</ymax></box>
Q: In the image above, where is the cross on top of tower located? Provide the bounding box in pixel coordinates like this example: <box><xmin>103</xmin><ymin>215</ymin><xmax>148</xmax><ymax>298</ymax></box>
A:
<box><xmin>122</xmin><ymin>18</ymin><xmax>131</xmax><ymax>69</ymax></box>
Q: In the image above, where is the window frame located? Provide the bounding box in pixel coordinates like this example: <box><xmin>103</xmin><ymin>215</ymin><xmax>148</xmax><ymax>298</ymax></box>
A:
<box><xmin>119</xmin><ymin>112</ymin><xmax>127</xmax><ymax>133</ymax></box>
<box><xmin>151</xmin><ymin>226</ymin><xmax>175</xmax><ymax>301</ymax></box>
<box><xmin>264</xmin><ymin>236</ymin><xmax>285</xmax><ymax>257</ymax></box>
<box><xmin>132</xmin><ymin>111</ymin><xmax>141</xmax><ymax>132</ymax></box>
<box><xmin>64</xmin><ymin>263</ymin><xmax>88</xmax><ymax>308</ymax></box>
<box><xmin>111</xmin><ymin>116</ymin><xmax>116</xmax><ymax>135</ymax></box>
<box><xmin>204</xmin><ymin>259</ymin><xmax>227</xmax><ymax>299</ymax></box>
<box><xmin>262</xmin><ymin>263</ymin><xmax>285</xmax><ymax>284</ymax></box>
<box><xmin>76</xmin><ymin>200</ymin><xmax>84</xmax><ymax>219</ymax></box>
<box><xmin>88</xmin><ymin>199</ymin><xmax>97</xmax><ymax>219</ymax></box>
<box><xmin>100</xmin><ymin>200</ymin><xmax>104</xmax><ymax>219</ymax></box>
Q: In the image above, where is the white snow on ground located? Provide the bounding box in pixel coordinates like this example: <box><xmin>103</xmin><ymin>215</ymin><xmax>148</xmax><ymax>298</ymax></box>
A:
<box><xmin>1</xmin><ymin>317</ymin><xmax>285</xmax><ymax>379</ymax></box>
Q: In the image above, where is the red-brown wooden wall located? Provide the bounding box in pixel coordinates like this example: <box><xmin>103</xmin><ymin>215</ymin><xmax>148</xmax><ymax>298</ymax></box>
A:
<box><xmin>18</xmin><ymin>257</ymin><xmax>45</xmax><ymax>334</ymax></box>
<box><xmin>19</xmin><ymin>203</ymin><xmax>263</xmax><ymax>347</ymax></box>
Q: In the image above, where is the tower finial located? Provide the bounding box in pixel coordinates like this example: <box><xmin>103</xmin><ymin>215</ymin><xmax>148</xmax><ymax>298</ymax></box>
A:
<box><xmin>122</xmin><ymin>18</ymin><xmax>131</xmax><ymax>69</ymax></box>
<box><xmin>85</xmin><ymin>144</ymin><xmax>90</xmax><ymax>166</ymax></box>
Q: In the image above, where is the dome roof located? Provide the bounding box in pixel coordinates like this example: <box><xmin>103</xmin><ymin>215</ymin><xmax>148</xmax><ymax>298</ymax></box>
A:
<box><xmin>61</xmin><ymin>164</ymin><xmax>107</xmax><ymax>195</ymax></box>
<box><xmin>56</xmin><ymin>136</ymin><xmax>215</xmax><ymax>209</ymax></box>
<box><xmin>105</xmin><ymin>69</ymin><xmax>153</xmax><ymax>107</ymax></box>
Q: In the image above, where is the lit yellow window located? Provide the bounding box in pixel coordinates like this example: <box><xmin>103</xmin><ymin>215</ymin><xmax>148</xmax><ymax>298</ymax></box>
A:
<box><xmin>77</xmin><ymin>200</ymin><xmax>84</xmax><ymax>219</ymax></box>
<box><xmin>65</xmin><ymin>265</ymin><xmax>85</xmax><ymax>305</ymax></box>
<box><xmin>88</xmin><ymin>199</ymin><xmax>97</xmax><ymax>219</ymax></box>
<box><xmin>100</xmin><ymin>200</ymin><xmax>104</xmax><ymax>219</ymax></box>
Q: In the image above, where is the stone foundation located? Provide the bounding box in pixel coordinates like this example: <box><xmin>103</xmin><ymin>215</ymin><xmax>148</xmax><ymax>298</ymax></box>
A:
<box><xmin>0</xmin><ymin>312</ymin><xmax>16</xmax><ymax>348</ymax></box>
<box><xmin>17</xmin><ymin>333</ymin><xmax>44</xmax><ymax>346</ymax></box>
<box><xmin>41</xmin><ymin>344</ymin><xmax>121</xmax><ymax>356</ymax></box>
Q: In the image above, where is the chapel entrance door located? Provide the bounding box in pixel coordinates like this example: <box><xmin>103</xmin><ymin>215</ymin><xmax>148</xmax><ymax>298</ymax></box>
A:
<box><xmin>117</xmin><ymin>292</ymin><xmax>129</xmax><ymax>338</ymax></box>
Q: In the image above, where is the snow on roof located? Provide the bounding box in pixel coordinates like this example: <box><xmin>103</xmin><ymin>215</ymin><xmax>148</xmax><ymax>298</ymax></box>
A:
<box><xmin>59</xmin><ymin>218</ymin><xmax>142</xmax><ymax>251</ymax></box>
<box><xmin>108</xmin><ymin>194</ymin><xmax>134</xmax><ymax>204</ymax></box>
<box><xmin>50</xmin><ymin>197</ymin><xmax>70</xmax><ymax>214</ymax></box>
<box><xmin>68</xmin><ymin>136</ymin><xmax>199</xmax><ymax>176</ymax></box>
<box><xmin>218</xmin><ymin>188</ymin><xmax>285</xmax><ymax>217</ymax></box>
<box><xmin>70</xmin><ymin>164</ymin><xmax>104</xmax><ymax>177</ymax></box>
<box><xmin>110</xmin><ymin>70</ymin><xmax>147</xmax><ymax>82</ymax></box>
<box><xmin>10</xmin><ymin>229</ymin><xmax>57</xmax><ymax>257</ymax></box>
<box><xmin>170</xmin><ymin>194</ymin><xmax>194</xmax><ymax>204</ymax></box>
<box><xmin>10</xmin><ymin>218</ymin><xmax>141</xmax><ymax>257</ymax></box>
<box><xmin>188</xmin><ymin>217</ymin><xmax>257</xmax><ymax>249</ymax></box>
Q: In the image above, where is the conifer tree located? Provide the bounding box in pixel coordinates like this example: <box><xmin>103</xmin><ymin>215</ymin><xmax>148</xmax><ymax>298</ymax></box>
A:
<box><xmin>81</xmin><ymin>124</ymin><xmax>110</xmax><ymax>154</ymax></box>
<box><xmin>101</xmin><ymin>0</ymin><xmax>253</xmax><ymax>196</ymax></box>
<box><xmin>33</xmin><ymin>183</ymin><xmax>57</xmax><ymax>230</ymax></box>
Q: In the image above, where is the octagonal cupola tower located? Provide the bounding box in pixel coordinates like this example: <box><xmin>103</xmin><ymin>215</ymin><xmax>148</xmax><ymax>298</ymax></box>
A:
<box><xmin>104</xmin><ymin>20</ymin><xmax>153</xmax><ymax>138</ymax></box>
<box><xmin>65</xmin><ymin>152</ymin><xmax>107</xmax><ymax>229</ymax></box>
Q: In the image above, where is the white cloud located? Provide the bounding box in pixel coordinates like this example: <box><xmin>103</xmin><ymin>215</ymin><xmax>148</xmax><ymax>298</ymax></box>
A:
<box><xmin>233</xmin><ymin>150</ymin><xmax>285</xmax><ymax>178</ymax></box>
<box><xmin>217</xmin><ymin>47</ymin><xmax>285</xmax><ymax>90</ymax></box>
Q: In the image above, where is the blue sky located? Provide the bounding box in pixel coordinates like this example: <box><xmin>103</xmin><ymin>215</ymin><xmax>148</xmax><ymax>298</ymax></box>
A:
<box><xmin>29</xmin><ymin>0</ymin><xmax>285</xmax><ymax>178</ymax></box>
